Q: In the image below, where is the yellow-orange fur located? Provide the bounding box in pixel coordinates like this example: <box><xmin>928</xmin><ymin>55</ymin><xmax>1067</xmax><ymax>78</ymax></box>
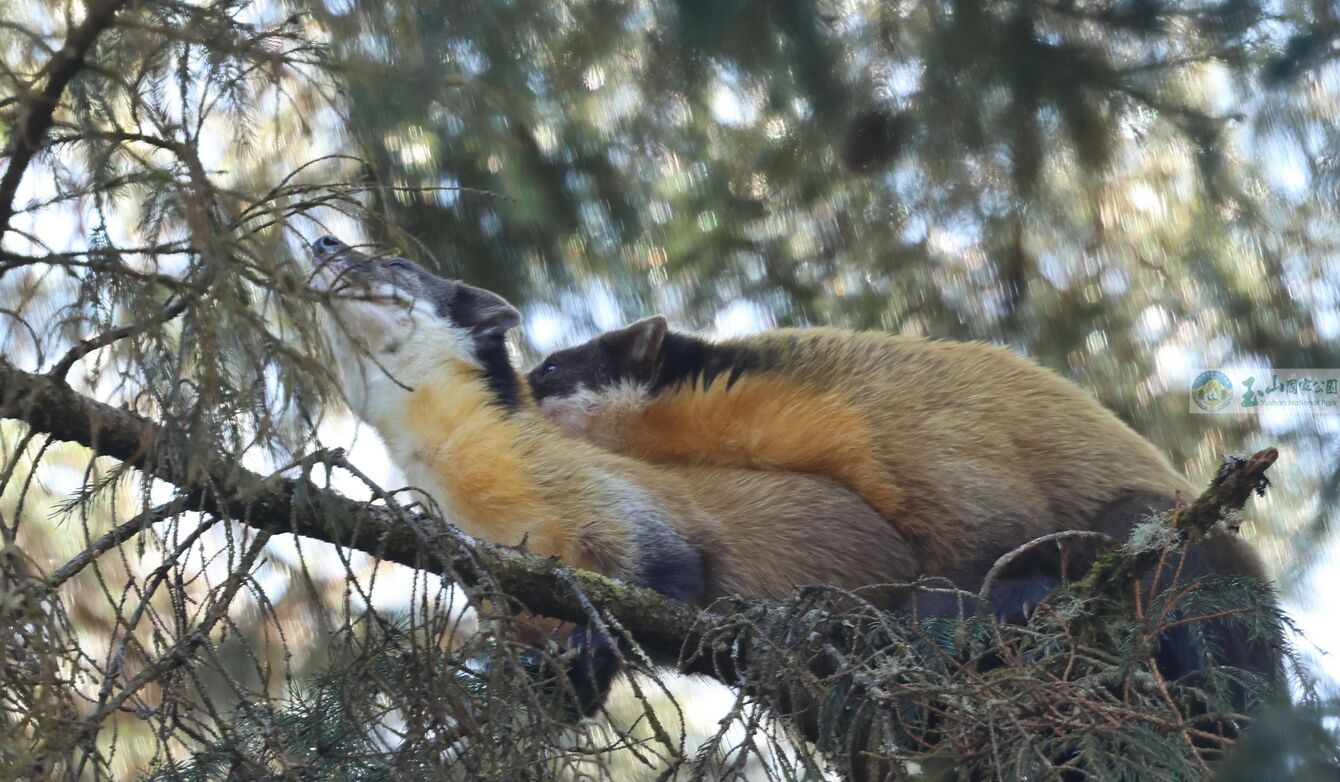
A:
<box><xmin>560</xmin><ymin>328</ymin><xmax>1197</xmax><ymax>578</ymax></box>
<box><xmin>369</xmin><ymin>356</ymin><xmax>919</xmax><ymax>600</ymax></box>
<box><xmin>599</xmin><ymin>375</ymin><xmax>903</xmax><ymax>525</ymax></box>
<box><xmin>401</xmin><ymin>375</ymin><xmax>583</xmax><ymax>568</ymax></box>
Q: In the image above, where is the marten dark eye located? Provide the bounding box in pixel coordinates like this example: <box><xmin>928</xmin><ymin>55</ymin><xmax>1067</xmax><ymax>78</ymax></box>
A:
<box><xmin>385</xmin><ymin>259</ymin><xmax>410</xmax><ymax>271</ymax></box>
<box><xmin>541</xmin><ymin>362</ymin><xmax>558</xmax><ymax>375</ymax></box>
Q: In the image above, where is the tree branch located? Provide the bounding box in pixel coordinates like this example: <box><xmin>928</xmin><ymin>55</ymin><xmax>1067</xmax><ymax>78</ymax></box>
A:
<box><xmin>1076</xmin><ymin>448</ymin><xmax>1279</xmax><ymax>596</ymax></box>
<box><xmin>0</xmin><ymin>358</ymin><xmax>1280</xmax><ymax>662</ymax></box>
<box><xmin>42</xmin><ymin>497</ymin><xmax>189</xmax><ymax>592</ymax></box>
<box><xmin>0</xmin><ymin>0</ymin><xmax>132</xmax><ymax>236</ymax></box>
<box><xmin>0</xmin><ymin>359</ymin><xmax>1286</xmax><ymax>777</ymax></box>
<box><xmin>0</xmin><ymin>360</ymin><xmax>703</xmax><ymax>659</ymax></box>
<box><xmin>46</xmin><ymin>294</ymin><xmax>194</xmax><ymax>380</ymax></box>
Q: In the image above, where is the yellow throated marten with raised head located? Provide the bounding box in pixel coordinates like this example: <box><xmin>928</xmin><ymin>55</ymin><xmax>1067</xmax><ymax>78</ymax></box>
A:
<box><xmin>306</xmin><ymin>236</ymin><xmax>920</xmax><ymax>708</ymax></box>
<box><xmin>528</xmin><ymin>314</ymin><xmax>1281</xmax><ymax>693</ymax></box>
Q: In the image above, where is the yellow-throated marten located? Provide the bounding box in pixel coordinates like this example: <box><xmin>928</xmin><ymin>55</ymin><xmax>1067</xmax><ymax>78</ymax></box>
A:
<box><xmin>527</xmin><ymin>314</ymin><xmax>1281</xmax><ymax>698</ymax></box>
<box><xmin>306</xmin><ymin>236</ymin><xmax>923</xmax><ymax>708</ymax></box>
<box><xmin>529</xmin><ymin>316</ymin><xmax>1242</xmax><ymax>578</ymax></box>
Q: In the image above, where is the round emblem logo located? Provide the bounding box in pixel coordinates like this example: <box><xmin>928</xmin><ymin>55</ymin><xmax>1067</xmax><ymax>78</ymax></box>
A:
<box><xmin>1191</xmin><ymin>370</ymin><xmax>1233</xmax><ymax>412</ymax></box>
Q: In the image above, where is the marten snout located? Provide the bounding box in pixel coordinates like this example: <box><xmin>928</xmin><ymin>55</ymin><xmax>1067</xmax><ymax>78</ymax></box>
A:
<box><xmin>312</xmin><ymin>234</ymin><xmax>345</xmax><ymax>256</ymax></box>
<box><xmin>307</xmin><ymin>234</ymin><xmax>378</xmax><ymax>274</ymax></box>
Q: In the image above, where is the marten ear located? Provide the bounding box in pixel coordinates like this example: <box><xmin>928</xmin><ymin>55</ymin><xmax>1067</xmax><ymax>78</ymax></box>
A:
<box><xmin>451</xmin><ymin>282</ymin><xmax>521</xmax><ymax>336</ymax></box>
<box><xmin>601</xmin><ymin>315</ymin><xmax>667</xmax><ymax>366</ymax></box>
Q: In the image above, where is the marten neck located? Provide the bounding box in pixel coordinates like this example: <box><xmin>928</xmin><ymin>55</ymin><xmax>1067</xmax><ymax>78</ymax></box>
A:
<box><xmin>469</xmin><ymin>332</ymin><xmax>526</xmax><ymax>413</ymax></box>
<box><xmin>351</xmin><ymin>344</ymin><xmax>608</xmax><ymax>566</ymax></box>
<box><xmin>648</xmin><ymin>332</ymin><xmax>774</xmax><ymax>396</ymax></box>
<box><xmin>354</xmin><ymin>335</ymin><xmax>536</xmax><ymax>460</ymax></box>
<box><xmin>349</xmin><ymin>333</ymin><xmax>523</xmax><ymax>429</ymax></box>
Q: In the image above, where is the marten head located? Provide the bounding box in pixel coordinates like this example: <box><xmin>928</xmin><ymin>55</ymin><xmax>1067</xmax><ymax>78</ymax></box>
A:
<box><xmin>529</xmin><ymin>316</ymin><xmax>771</xmax><ymax>435</ymax></box>
<box><xmin>308</xmin><ymin>235</ymin><xmax>523</xmax><ymax>412</ymax></box>
<box><xmin>526</xmin><ymin>316</ymin><xmax>668</xmax><ymax>434</ymax></box>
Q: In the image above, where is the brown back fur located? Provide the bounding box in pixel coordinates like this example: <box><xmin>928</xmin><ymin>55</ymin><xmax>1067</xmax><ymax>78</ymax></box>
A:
<box><xmin>538</xmin><ymin>327</ymin><xmax>1200</xmax><ymax>578</ymax></box>
<box><xmin>372</xmin><ymin>359</ymin><xmax>920</xmax><ymax>601</ymax></box>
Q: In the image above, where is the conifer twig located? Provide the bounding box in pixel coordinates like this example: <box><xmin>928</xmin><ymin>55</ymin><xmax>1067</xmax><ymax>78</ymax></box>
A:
<box><xmin>1076</xmin><ymin>448</ymin><xmax>1278</xmax><ymax>596</ymax></box>
<box><xmin>0</xmin><ymin>0</ymin><xmax>132</xmax><ymax>235</ymax></box>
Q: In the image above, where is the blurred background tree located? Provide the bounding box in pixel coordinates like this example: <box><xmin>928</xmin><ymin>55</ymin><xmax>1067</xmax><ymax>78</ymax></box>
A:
<box><xmin>322</xmin><ymin>0</ymin><xmax>1340</xmax><ymax>587</ymax></box>
<box><xmin>2</xmin><ymin>0</ymin><xmax>1339</xmax><ymax>778</ymax></box>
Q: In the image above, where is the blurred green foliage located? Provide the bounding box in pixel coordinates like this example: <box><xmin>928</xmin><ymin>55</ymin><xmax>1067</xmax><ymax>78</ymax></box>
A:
<box><xmin>3</xmin><ymin>0</ymin><xmax>1340</xmax><ymax>777</ymax></box>
<box><xmin>318</xmin><ymin>0</ymin><xmax>1340</xmax><ymax>580</ymax></box>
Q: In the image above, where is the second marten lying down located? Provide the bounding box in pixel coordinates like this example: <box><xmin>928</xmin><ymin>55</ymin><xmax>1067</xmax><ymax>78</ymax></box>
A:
<box><xmin>527</xmin><ymin>314</ymin><xmax>1280</xmax><ymax>697</ymax></box>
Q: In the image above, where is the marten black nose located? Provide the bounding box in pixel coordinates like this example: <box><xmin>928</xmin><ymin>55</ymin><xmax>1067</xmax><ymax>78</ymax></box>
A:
<box><xmin>312</xmin><ymin>235</ymin><xmax>345</xmax><ymax>257</ymax></box>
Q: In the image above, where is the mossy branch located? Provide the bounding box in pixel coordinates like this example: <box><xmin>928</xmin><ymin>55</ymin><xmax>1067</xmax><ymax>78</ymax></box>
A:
<box><xmin>0</xmin><ymin>359</ymin><xmax>1281</xmax><ymax>667</ymax></box>
<box><xmin>1076</xmin><ymin>447</ymin><xmax>1278</xmax><ymax>596</ymax></box>
<box><xmin>0</xmin><ymin>361</ymin><xmax>703</xmax><ymax>660</ymax></box>
<box><xmin>0</xmin><ymin>360</ymin><xmax>1291</xmax><ymax>778</ymax></box>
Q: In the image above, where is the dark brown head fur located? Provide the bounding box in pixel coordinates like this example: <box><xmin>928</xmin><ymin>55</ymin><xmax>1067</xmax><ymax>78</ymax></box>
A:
<box><xmin>527</xmin><ymin>315</ymin><xmax>776</xmax><ymax>403</ymax></box>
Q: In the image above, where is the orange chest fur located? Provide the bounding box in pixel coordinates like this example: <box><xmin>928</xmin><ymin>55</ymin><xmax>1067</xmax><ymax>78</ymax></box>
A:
<box><xmin>403</xmin><ymin>385</ymin><xmax>557</xmax><ymax>533</ymax></box>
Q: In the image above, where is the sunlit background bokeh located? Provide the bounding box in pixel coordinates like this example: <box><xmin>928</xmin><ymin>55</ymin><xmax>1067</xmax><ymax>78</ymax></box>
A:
<box><xmin>319</xmin><ymin>0</ymin><xmax>1340</xmax><ymax>677</ymax></box>
<box><xmin>2</xmin><ymin>0</ymin><xmax>1338</xmax><ymax>777</ymax></box>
